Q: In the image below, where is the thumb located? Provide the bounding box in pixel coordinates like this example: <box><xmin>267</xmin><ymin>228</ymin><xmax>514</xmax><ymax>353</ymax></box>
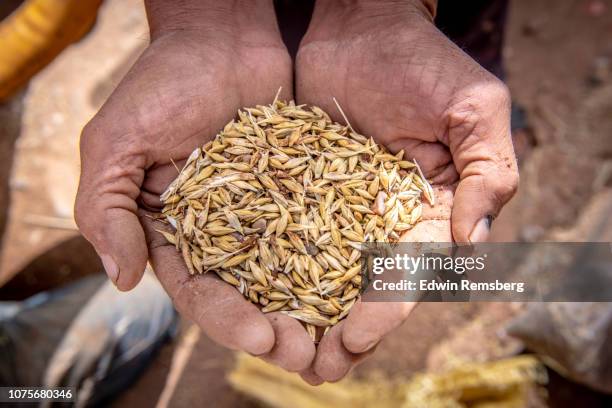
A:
<box><xmin>75</xmin><ymin>121</ymin><xmax>148</xmax><ymax>291</ymax></box>
<box><xmin>447</xmin><ymin>81</ymin><xmax>519</xmax><ymax>243</ymax></box>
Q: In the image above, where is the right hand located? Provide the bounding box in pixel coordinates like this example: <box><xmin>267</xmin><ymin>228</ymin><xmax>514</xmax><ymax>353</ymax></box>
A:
<box><xmin>294</xmin><ymin>0</ymin><xmax>519</xmax><ymax>383</ymax></box>
<box><xmin>75</xmin><ymin>0</ymin><xmax>316</xmax><ymax>372</ymax></box>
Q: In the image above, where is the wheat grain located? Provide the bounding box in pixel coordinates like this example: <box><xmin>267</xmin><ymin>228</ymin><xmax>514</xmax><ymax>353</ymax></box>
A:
<box><xmin>159</xmin><ymin>98</ymin><xmax>434</xmax><ymax>337</ymax></box>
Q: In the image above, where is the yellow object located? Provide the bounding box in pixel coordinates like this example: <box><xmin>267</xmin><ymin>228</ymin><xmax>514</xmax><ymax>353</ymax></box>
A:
<box><xmin>0</xmin><ymin>0</ymin><xmax>103</xmax><ymax>101</ymax></box>
<box><xmin>403</xmin><ymin>356</ymin><xmax>547</xmax><ymax>407</ymax></box>
<box><xmin>228</xmin><ymin>354</ymin><xmax>547</xmax><ymax>408</ymax></box>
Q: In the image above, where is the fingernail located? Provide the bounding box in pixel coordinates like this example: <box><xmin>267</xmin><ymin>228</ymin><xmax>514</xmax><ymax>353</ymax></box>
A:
<box><xmin>100</xmin><ymin>254</ymin><xmax>119</xmax><ymax>283</ymax></box>
<box><xmin>469</xmin><ymin>216</ymin><xmax>492</xmax><ymax>243</ymax></box>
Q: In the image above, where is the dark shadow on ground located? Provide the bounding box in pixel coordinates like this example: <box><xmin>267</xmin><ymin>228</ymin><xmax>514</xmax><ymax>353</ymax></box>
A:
<box><xmin>0</xmin><ymin>235</ymin><xmax>102</xmax><ymax>300</ymax></box>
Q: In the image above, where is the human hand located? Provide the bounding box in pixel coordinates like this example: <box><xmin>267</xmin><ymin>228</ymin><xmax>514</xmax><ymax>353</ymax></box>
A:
<box><xmin>298</xmin><ymin>186</ymin><xmax>454</xmax><ymax>384</ymax></box>
<box><xmin>295</xmin><ymin>0</ymin><xmax>518</xmax><ymax>383</ymax></box>
<box><xmin>75</xmin><ymin>0</ymin><xmax>315</xmax><ymax>372</ymax></box>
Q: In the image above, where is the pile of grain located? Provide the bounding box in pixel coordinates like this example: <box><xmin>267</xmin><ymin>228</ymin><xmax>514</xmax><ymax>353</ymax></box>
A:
<box><xmin>159</xmin><ymin>98</ymin><xmax>434</xmax><ymax>338</ymax></box>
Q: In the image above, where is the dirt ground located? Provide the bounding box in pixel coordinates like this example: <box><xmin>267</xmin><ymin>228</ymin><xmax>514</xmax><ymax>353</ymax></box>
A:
<box><xmin>0</xmin><ymin>0</ymin><xmax>611</xmax><ymax>406</ymax></box>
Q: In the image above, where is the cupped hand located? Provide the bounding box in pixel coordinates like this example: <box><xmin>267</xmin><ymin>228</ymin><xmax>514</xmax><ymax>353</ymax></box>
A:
<box><xmin>299</xmin><ymin>186</ymin><xmax>454</xmax><ymax>384</ymax></box>
<box><xmin>295</xmin><ymin>0</ymin><xmax>518</xmax><ymax>383</ymax></box>
<box><xmin>75</xmin><ymin>0</ymin><xmax>315</xmax><ymax>372</ymax></box>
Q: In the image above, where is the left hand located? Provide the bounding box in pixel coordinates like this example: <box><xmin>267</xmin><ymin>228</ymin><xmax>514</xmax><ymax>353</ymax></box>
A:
<box><xmin>295</xmin><ymin>0</ymin><xmax>518</xmax><ymax>383</ymax></box>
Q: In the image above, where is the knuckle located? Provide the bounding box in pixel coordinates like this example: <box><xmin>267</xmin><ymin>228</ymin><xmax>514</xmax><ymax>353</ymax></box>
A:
<box><xmin>80</xmin><ymin>111</ymin><xmax>146</xmax><ymax>163</ymax></box>
<box><xmin>73</xmin><ymin>195</ymin><xmax>97</xmax><ymax>242</ymax></box>
<box><xmin>73</xmin><ymin>185</ymin><xmax>92</xmax><ymax>226</ymax></box>
<box><xmin>446</xmin><ymin>101</ymin><xmax>481</xmax><ymax>138</ymax></box>
<box><xmin>79</xmin><ymin>118</ymin><xmax>104</xmax><ymax>153</ymax></box>
<box><xmin>447</xmin><ymin>79</ymin><xmax>511</xmax><ymax>135</ymax></box>
<box><xmin>484</xmin><ymin>79</ymin><xmax>511</xmax><ymax>108</ymax></box>
<box><xmin>489</xmin><ymin>169</ymin><xmax>519</xmax><ymax>205</ymax></box>
<box><xmin>507</xmin><ymin>168</ymin><xmax>520</xmax><ymax>189</ymax></box>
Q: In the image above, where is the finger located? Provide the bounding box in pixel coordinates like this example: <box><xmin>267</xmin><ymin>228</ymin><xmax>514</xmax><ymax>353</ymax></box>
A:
<box><xmin>401</xmin><ymin>219</ymin><xmax>452</xmax><ymax>243</ymax></box>
<box><xmin>261</xmin><ymin>313</ymin><xmax>316</xmax><ymax>372</ymax></box>
<box><xmin>141</xmin><ymin>213</ymin><xmax>275</xmax><ymax>355</ymax></box>
<box><xmin>299</xmin><ymin>366</ymin><xmax>324</xmax><ymax>386</ymax></box>
<box><xmin>75</xmin><ymin>121</ymin><xmax>148</xmax><ymax>291</ymax></box>
<box><xmin>420</xmin><ymin>185</ymin><xmax>454</xmax><ymax>220</ymax></box>
<box><xmin>400</xmin><ymin>185</ymin><xmax>454</xmax><ymax>243</ymax></box>
<box><xmin>341</xmin><ymin>301</ymin><xmax>416</xmax><ymax>354</ymax></box>
<box><xmin>313</xmin><ymin>321</ymin><xmax>375</xmax><ymax>382</ymax></box>
<box><xmin>343</xmin><ymin>187</ymin><xmax>452</xmax><ymax>352</ymax></box>
<box><xmin>140</xmin><ymin>161</ymin><xmax>188</xmax><ymax>210</ymax></box>
<box><xmin>446</xmin><ymin>81</ymin><xmax>519</xmax><ymax>243</ymax></box>
<box><xmin>386</xmin><ymin>139</ymin><xmax>458</xmax><ymax>186</ymax></box>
